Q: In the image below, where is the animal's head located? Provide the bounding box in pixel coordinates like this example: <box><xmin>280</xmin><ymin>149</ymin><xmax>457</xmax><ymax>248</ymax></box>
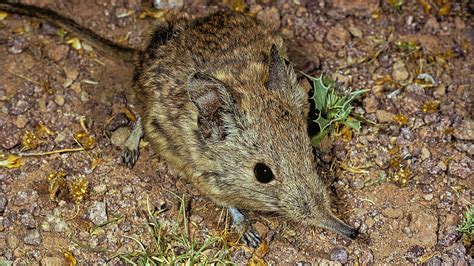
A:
<box><xmin>186</xmin><ymin>45</ymin><xmax>358</xmax><ymax>239</ymax></box>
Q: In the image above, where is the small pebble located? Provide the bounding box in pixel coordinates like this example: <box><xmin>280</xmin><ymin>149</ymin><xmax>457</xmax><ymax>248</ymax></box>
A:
<box><xmin>433</xmin><ymin>85</ymin><xmax>446</xmax><ymax>98</ymax></box>
<box><xmin>406</xmin><ymin>245</ymin><xmax>425</xmax><ymax>263</ymax></box>
<box><xmin>330</xmin><ymin>246</ymin><xmax>348</xmax><ymax>264</ymax></box>
<box><xmin>19</xmin><ymin>209</ymin><xmax>36</xmax><ymax>229</ymax></box>
<box><xmin>45</xmin><ymin>44</ymin><xmax>70</xmax><ymax>61</ymax></box>
<box><xmin>8</xmin><ymin>36</ymin><xmax>29</xmax><ymax>54</ymax></box>
<box><xmin>358</xmin><ymin>249</ymin><xmax>374</xmax><ymax>265</ymax></box>
<box><xmin>0</xmin><ymin>194</ymin><xmax>7</xmax><ymax>214</ymax></box>
<box><xmin>392</xmin><ymin>60</ymin><xmax>409</xmax><ymax>81</ymax></box>
<box><xmin>423</xmin><ymin>194</ymin><xmax>433</xmax><ymax>201</ymax></box>
<box><xmin>363</xmin><ymin>95</ymin><xmax>378</xmax><ymax>113</ymax></box>
<box><xmin>8</xmin><ymin>99</ymin><xmax>33</xmax><ymax>115</ymax></box>
<box><xmin>325</xmin><ymin>26</ymin><xmax>350</xmax><ymax>51</ymax></box>
<box><xmin>119</xmin><ymin>220</ymin><xmax>131</xmax><ymax>232</ymax></box>
<box><xmin>365</xmin><ymin>217</ymin><xmax>375</xmax><ymax>228</ymax></box>
<box><xmin>448</xmin><ymin>159</ymin><xmax>472</xmax><ymax>179</ymax></box>
<box><xmin>438</xmin><ymin>228</ymin><xmax>461</xmax><ymax>247</ymax></box>
<box><xmin>420</xmin><ymin>147</ymin><xmax>431</xmax><ymax>160</ymax></box>
<box><xmin>23</xmin><ymin>229</ymin><xmax>42</xmax><ymax>246</ymax></box>
<box><xmin>348</xmin><ymin>26</ymin><xmax>363</xmax><ymax>38</ymax></box>
<box><xmin>87</xmin><ymin>201</ymin><xmax>108</xmax><ymax>226</ymax></box>
<box><xmin>375</xmin><ymin>110</ymin><xmax>394</xmax><ymax>123</ymax></box>
<box><xmin>328</xmin><ymin>0</ymin><xmax>380</xmax><ymax>17</ymax></box>
<box><xmin>425</xmin><ymin>256</ymin><xmax>442</xmax><ymax>265</ymax></box>
<box><xmin>12</xmin><ymin>190</ymin><xmax>36</xmax><ymax>206</ymax></box>
<box><xmin>153</xmin><ymin>0</ymin><xmax>183</xmax><ymax>9</ymax></box>
<box><xmin>54</xmin><ymin>95</ymin><xmax>65</xmax><ymax>106</ymax></box>
<box><xmin>94</xmin><ymin>184</ymin><xmax>107</xmax><ymax>194</ymax></box>
<box><xmin>351</xmin><ymin>180</ymin><xmax>365</xmax><ymax>189</ymax></box>
<box><xmin>453</xmin><ymin>121</ymin><xmax>474</xmax><ymax>141</ymax></box>
<box><xmin>7</xmin><ymin>234</ymin><xmax>19</xmax><ymax>249</ymax></box>
<box><xmin>122</xmin><ymin>185</ymin><xmax>133</xmax><ymax>194</ymax></box>
<box><xmin>80</xmin><ymin>91</ymin><xmax>90</xmax><ymax>102</ymax></box>
<box><xmin>13</xmin><ymin>115</ymin><xmax>28</xmax><ymax>129</ymax></box>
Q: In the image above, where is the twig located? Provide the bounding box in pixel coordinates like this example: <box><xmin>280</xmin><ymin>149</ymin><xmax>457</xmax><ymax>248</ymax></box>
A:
<box><xmin>359</xmin><ymin>198</ymin><xmax>376</xmax><ymax>205</ymax></box>
<box><xmin>73</xmin><ymin>135</ymin><xmax>93</xmax><ymax>161</ymax></box>
<box><xmin>19</xmin><ymin>147</ymin><xmax>84</xmax><ymax>157</ymax></box>
<box><xmin>79</xmin><ymin>116</ymin><xmax>89</xmax><ymax>133</ymax></box>
<box><xmin>337</xmin><ymin>43</ymin><xmax>389</xmax><ymax>70</ymax></box>
<box><xmin>337</xmin><ymin>161</ymin><xmax>370</xmax><ymax>174</ymax></box>
<box><xmin>8</xmin><ymin>69</ymin><xmax>41</xmax><ymax>85</ymax></box>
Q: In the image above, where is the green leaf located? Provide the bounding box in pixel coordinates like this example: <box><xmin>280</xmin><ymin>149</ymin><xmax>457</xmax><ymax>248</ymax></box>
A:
<box><xmin>349</xmin><ymin>89</ymin><xmax>370</xmax><ymax>97</ymax></box>
<box><xmin>311</xmin><ymin>130</ymin><xmax>329</xmax><ymax>146</ymax></box>
<box><xmin>343</xmin><ymin>117</ymin><xmax>362</xmax><ymax>131</ymax></box>
<box><xmin>311</xmin><ymin>75</ymin><xmax>329</xmax><ymax>114</ymax></box>
<box><xmin>315</xmin><ymin>115</ymin><xmax>332</xmax><ymax>133</ymax></box>
<box><xmin>303</xmin><ymin>73</ymin><xmax>332</xmax><ymax>116</ymax></box>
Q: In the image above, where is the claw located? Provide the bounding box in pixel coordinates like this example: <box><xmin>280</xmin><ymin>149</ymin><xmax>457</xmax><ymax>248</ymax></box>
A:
<box><xmin>121</xmin><ymin>117</ymin><xmax>143</xmax><ymax>168</ymax></box>
<box><xmin>229</xmin><ymin>207</ymin><xmax>262</xmax><ymax>248</ymax></box>
<box><xmin>241</xmin><ymin>226</ymin><xmax>262</xmax><ymax>248</ymax></box>
<box><xmin>121</xmin><ymin>146</ymin><xmax>140</xmax><ymax>167</ymax></box>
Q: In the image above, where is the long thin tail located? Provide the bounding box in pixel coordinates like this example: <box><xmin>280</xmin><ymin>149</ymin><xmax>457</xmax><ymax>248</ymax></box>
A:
<box><xmin>0</xmin><ymin>1</ymin><xmax>138</xmax><ymax>61</ymax></box>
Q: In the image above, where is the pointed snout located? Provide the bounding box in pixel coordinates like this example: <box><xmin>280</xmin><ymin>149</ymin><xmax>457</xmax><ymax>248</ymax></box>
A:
<box><xmin>317</xmin><ymin>213</ymin><xmax>359</xmax><ymax>240</ymax></box>
<box><xmin>331</xmin><ymin>218</ymin><xmax>359</xmax><ymax>239</ymax></box>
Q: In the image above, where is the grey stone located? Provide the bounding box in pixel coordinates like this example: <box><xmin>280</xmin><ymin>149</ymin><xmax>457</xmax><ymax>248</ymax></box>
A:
<box><xmin>0</xmin><ymin>194</ymin><xmax>7</xmax><ymax>214</ymax></box>
<box><xmin>7</xmin><ymin>36</ymin><xmax>29</xmax><ymax>54</ymax></box>
<box><xmin>23</xmin><ymin>229</ymin><xmax>42</xmax><ymax>246</ymax></box>
<box><xmin>153</xmin><ymin>0</ymin><xmax>183</xmax><ymax>9</ymax></box>
<box><xmin>87</xmin><ymin>201</ymin><xmax>107</xmax><ymax>226</ymax></box>
<box><xmin>330</xmin><ymin>247</ymin><xmax>348</xmax><ymax>264</ymax></box>
<box><xmin>19</xmin><ymin>209</ymin><xmax>36</xmax><ymax>229</ymax></box>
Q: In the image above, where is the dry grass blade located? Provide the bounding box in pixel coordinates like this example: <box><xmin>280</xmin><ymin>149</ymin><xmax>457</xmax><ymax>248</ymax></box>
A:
<box><xmin>18</xmin><ymin>147</ymin><xmax>85</xmax><ymax>157</ymax></box>
<box><xmin>337</xmin><ymin>161</ymin><xmax>370</xmax><ymax>174</ymax></box>
<box><xmin>116</xmin><ymin>194</ymin><xmax>234</xmax><ymax>265</ymax></box>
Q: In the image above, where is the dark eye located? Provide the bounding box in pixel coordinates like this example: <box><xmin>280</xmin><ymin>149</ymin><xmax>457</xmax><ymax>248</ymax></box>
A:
<box><xmin>254</xmin><ymin>163</ymin><xmax>275</xmax><ymax>183</ymax></box>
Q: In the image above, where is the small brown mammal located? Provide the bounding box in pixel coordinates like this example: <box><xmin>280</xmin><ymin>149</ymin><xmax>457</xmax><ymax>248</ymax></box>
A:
<box><xmin>1</xmin><ymin>2</ymin><xmax>358</xmax><ymax>247</ymax></box>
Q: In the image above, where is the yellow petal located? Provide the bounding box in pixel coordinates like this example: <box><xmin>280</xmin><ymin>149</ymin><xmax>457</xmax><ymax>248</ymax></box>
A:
<box><xmin>67</xmin><ymin>37</ymin><xmax>82</xmax><ymax>50</ymax></box>
<box><xmin>0</xmin><ymin>154</ymin><xmax>23</xmax><ymax>169</ymax></box>
<box><xmin>64</xmin><ymin>251</ymin><xmax>77</xmax><ymax>266</ymax></box>
<box><xmin>0</xmin><ymin>11</ymin><xmax>8</xmax><ymax>20</ymax></box>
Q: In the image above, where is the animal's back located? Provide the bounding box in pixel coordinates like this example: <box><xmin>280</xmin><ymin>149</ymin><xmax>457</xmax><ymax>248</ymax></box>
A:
<box><xmin>135</xmin><ymin>12</ymin><xmax>284</xmax><ymax>182</ymax></box>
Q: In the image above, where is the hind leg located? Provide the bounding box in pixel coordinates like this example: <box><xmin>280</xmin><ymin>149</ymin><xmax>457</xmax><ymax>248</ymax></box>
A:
<box><xmin>229</xmin><ymin>207</ymin><xmax>262</xmax><ymax>248</ymax></box>
<box><xmin>121</xmin><ymin>117</ymin><xmax>143</xmax><ymax>167</ymax></box>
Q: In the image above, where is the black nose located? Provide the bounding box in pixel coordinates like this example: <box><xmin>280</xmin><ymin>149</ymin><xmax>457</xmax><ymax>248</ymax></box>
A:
<box><xmin>349</xmin><ymin>229</ymin><xmax>359</xmax><ymax>240</ymax></box>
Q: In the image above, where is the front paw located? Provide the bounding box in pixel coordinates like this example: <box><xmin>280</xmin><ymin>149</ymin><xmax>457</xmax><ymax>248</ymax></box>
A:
<box><xmin>121</xmin><ymin>146</ymin><xmax>139</xmax><ymax>167</ymax></box>
<box><xmin>229</xmin><ymin>207</ymin><xmax>262</xmax><ymax>248</ymax></box>
<box><xmin>240</xmin><ymin>225</ymin><xmax>262</xmax><ymax>248</ymax></box>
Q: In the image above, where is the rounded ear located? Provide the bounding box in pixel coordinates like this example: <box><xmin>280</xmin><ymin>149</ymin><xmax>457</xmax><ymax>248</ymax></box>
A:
<box><xmin>187</xmin><ymin>72</ymin><xmax>233</xmax><ymax>142</ymax></box>
<box><xmin>267</xmin><ymin>45</ymin><xmax>307</xmax><ymax>111</ymax></box>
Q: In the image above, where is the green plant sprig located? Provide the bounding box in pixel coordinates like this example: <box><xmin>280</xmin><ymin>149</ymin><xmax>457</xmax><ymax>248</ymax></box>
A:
<box><xmin>458</xmin><ymin>205</ymin><xmax>474</xmax><ymax>245</ymax></box>
<box><xmin>303</xmin><ymin>73</ymin><xmax>368</xmax><ymax>145</ymax></box>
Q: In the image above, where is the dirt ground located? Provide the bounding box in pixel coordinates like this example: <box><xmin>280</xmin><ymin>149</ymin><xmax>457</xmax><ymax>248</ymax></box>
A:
<box><xmin>0</xmin><ymin>0</ymin><xmax>472</xmax><ymax>265</ymax></box>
